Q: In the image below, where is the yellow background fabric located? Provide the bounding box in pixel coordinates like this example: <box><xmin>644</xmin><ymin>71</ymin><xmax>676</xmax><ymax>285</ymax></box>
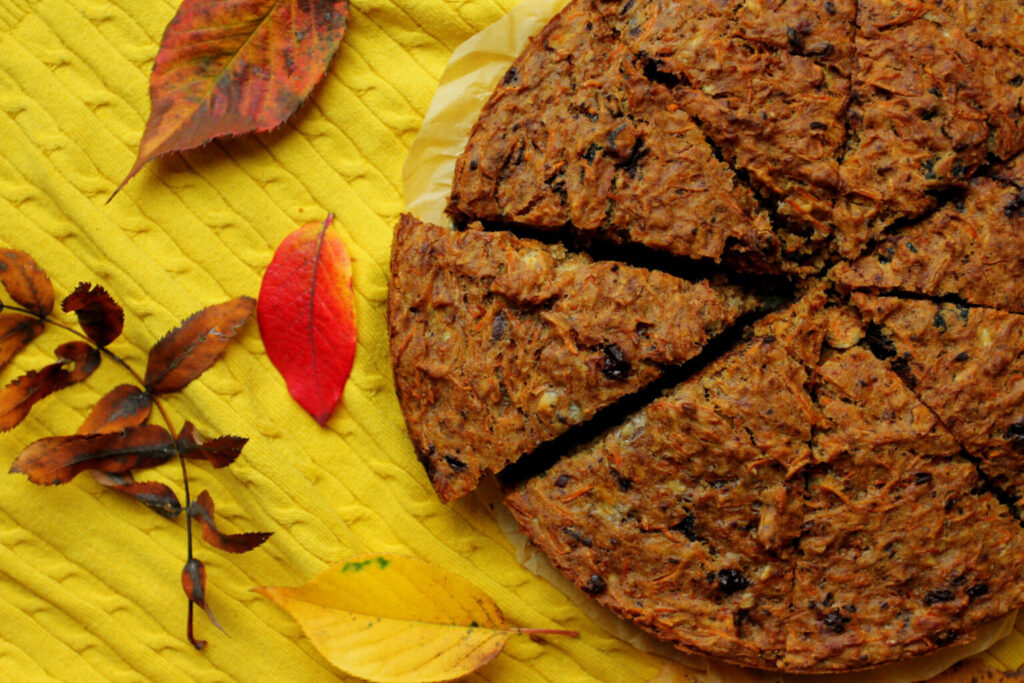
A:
<box><xmin>0</xmin><ymin>0</ymin><xmax>1022</xmax><ymax>680</ymax></box>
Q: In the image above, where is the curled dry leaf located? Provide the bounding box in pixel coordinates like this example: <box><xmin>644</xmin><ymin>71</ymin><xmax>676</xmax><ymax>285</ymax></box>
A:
<box><xmin>182</xmin><ymin>557</ymin><xmax>223</xmax><ymax>649</ymax></box>
<box><xmin>62</xmin><ymin>283</ymin><xmax>124</xmax><ymax>347</ymax></box>
<box><xmin>145</xmin><ymin>297</ymin><xmax>255</xmax><ymax>394</ymax></box>
<box><xmin>115</xmin><ymin>0</ymin><xmax>349</xmax><ymax>196</ymax></box>
<box><xmin>254</xmin><ymin>554</ymin><xmax>578</xmax><ymax>683</ymax></box>
<box><xmin>0</xmin><ymin>341</ymin><xmax>101</xmax><ymax>432</ymax></box>
<box><xmin>77</xmin><ymin>384</ymin><xmax>153</xmax><ymax>435</ymax></box>
<box><xmin>258</xmin><ymin>215</ymin><xmax>356</xmax><ymax>426</ymax></box>
<box><xmin>189</xmin><ymin>490</ymin><xmax>271</xmax><ymax>553</ymax></box>
<box><xmin>178</xmin><ymin>422</ymin><xmax>247</xmax><ymax>468</ymax></box>
<box><xmin>91</xmin><ymin>472</ymin><xmax>182</xmax><ymax>519</ymax></box>
<box><xmin>10</xmin><ymin>424</ymin><xmax>176</xmax><ymax>485</ymax></box>
<box><xmin>0</xmin><ymin>249</ymin><xmax>54</xmax><ymax>316</ymax></box>
<box><xmin>0</xmin><ymin>314</ymin><xmax>43</xmax><ymax>371</ymax></box>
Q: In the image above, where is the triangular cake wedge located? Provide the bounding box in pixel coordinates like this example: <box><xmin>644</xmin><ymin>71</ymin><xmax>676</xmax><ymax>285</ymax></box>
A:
<box><xmin>447</xmin><ymin>0</ymin><xmax>781</xmax><ymax>273</ymax></box>
<box><xmin>854</xmin><ymin>294</ymin><xmax>1024</xmax><ymax>508</ymax></box>
<box><xmin>388</xmin><ymin>215</ymin><xmax>760</xmax><ymax>502</ymax></box>
<box><xmin>505</xmin><ymin>292</ymin><xmax>829</xmax><ymax>669</ymax></box>
<box><xmin>787</xmin><ymin>344</ymin><xmax>1024</xmax><ymax>671</ymax></box>
<box><xmin>833</xmin><ymin>166</ymin><xmax>1024</xmax><ymax>312</ymax></box>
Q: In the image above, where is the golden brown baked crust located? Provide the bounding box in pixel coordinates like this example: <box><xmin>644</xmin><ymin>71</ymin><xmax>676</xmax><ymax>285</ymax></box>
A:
<box><xmin>388</xmin><ymin>214</ymin><xmax>759</xmax><ymax>502</ymax></box>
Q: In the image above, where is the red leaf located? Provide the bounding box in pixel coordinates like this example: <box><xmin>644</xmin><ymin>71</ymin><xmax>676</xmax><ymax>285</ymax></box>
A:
<box><xmin>0</xmin><ymin>249</ymin><xmax>54</xmax><ymax>316</ymax></box>
<box><xmin>0</xmin><ymin>314</ymin><xmax>43</xmax><ymax>371</ymax></box>
<box><xmin>77</xmin><ymin>384</ymin><xmax>153</xmax><ymax>435</ymax></box>
<box><xmin>0</xmin><ymin>342</ymin><xmax>101</xmax><ymax>432</ymax></box>
<box><xmin>258</xmin><ymin>215</ymin><xmax>356</xmax><ymax>425</ymax></box>
<box><xmin>114</xmin><ymin>0</ymin><xmax>349</xmax><ymax>196</ymax></box>
<box><xmin>177</xmin><ymin>422</ymin><xmax>246</xmax><ymax>468</ymax></box>
<box><xmin>182</xmin><ymin>557</ymin><xmax>223</xmax><ymax>649</ymax></box>
<box><xmin>62</xmin><ymin>283</ymin><xmax>124</xmax><ymax>347</ymax></box>
<box><xmin>145</xmin><ymin>297</ymin><xmax>255</xmax><ymax>394</ymax></box>
<box><xmin>10</xmin><ymin>425</ymin><xmax>176</xmax><ymax>485</ymax></box>
<box><xmin>91</xmin><ymin>471</ymin><xmax>182</xmax><ymax>518</ymax></box>
<box><xmin>189</xmin><ymin>490</ymin><xmax>271</xmax><ymax>553</ymax></box>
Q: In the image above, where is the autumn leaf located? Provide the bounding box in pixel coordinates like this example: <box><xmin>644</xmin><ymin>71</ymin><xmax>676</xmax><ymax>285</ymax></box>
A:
<box><xmin>254</xmin><ymin>554</ymin><xmax>578</xmax><ymax>683</ymax></box>
<box><xmin>182</xmin><ymin>557</ymin><xmax>223</xmax><ymax>649</ymax></box>
<box><xmin>0</xmin><ymin>249</ymin><xmax>54</xmax><ymax>316</ymax></box>
<box><xmin>62</xmin><ymin>283</ymin><xmax>124</xmax><ymax>347</ymax></box>
<box><xmin>91</xmin><ymin>472</ymin><xmax>182</xmax><ymax>519</ymax></box>
<box><xmin>0</xmin><ymin>341</ymin><xmax>100</xmax><ymax>432</ymax></box>
<box><xmin>178</xmin><ymin>422</ymin><xmax>246</xmax><ymax>468</ymax></box>
<box><xmin>0</xmin><ymin>314</ymin><xmax>43</xmax><ymax>371</ymax></box>
<box><xmin>258</xmin><ymin>215</ymin><xmax>356</xmax><ymax>426</ymax></box>
<box><xmin>114</xmin><ymin>0</ymin><xmax>349</xmax><ymax>196</ymax></box>
<box><xmin>145</xmin><ymin>297</ymin><xmax>255</xmax><ymax>394</ymax></box>
<box><xmin>189</xmin><ymin>490</ymin><xmax>271</xmax><ymax>553</ymax></box>
<box><xmin>10</xmin><ymin>424</ymin><xmax>176</xmax><ymax>485</ymax></box>
<box><xmin>77</xmin><ymin>384</ymin><xmax>153</xmax><ymax>435</ymax></box>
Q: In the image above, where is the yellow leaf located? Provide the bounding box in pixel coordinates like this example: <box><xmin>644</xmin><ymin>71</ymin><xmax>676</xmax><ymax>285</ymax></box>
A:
<box><xmin>254</xmin><ymin>554</ymin><xmax>575</xmax><ymax>683</ymax></box>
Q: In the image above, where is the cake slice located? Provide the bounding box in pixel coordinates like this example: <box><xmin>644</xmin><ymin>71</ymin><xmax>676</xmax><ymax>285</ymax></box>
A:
<box><xmin>447</xmin><ymin>0</ymin><xmax>781</xmax><ymax>272</ymax></box>
<box><xmin>854</xmin><ymin>294</ymin><xmax>1024</xmax><ymax>508</ymax></box>
<box><xmin>832</xmin><ymin>170</ymin><xmax>1024</xmax><ymax>312</ymax></box>
<box><xmin>388</xmin><ymin>215</ymin><xmax>759</xmax><ymax>502</ymax></box>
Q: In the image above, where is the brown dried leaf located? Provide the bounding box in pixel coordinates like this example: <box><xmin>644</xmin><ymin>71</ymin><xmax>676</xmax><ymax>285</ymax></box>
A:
<box><xmin>189</xmin><ymin>490</ymin><xmax>271</xmax><ymax>553</ymax></box>
<box><xmin>0</xmin><ymin>342</ymin><xmax>101</xmax><ymax>432</ymax></box>
<box><xmin>182</xmin><ymin>557</ymin><xmax>223</xmax><ymax>649</ymax></box>
<box><xmin>178</xmin><ymin>421</ymin><xmax>246</xmax><ymax>468</ymax></box>
<box><xmin>9</xmin><ymin>425</ymin><xmax>176</xmax><ymax>485</ymax></box>
<box><xmin>62</xmin><ymin>283</ymin><xmax>124</xmax><ymax>348</ymax></box>
<box><xmin>0</xmin><ymin>249</ymin><xmax>54</xmax><ymax>316</ymax></box>
<box><xmin>78</xmin><ymin>384</ymin><xmax>153</xmax><ymax>435</ymax></box>
<box><xmin>91</xmin><ymin>471</ymin><xmax>182</xmax><ymax>518</ymax></box>
<box><xmin>145</xmin><ymin>297</ymin><xmax>255</xmax><ymax>394</ymax></box>
<box><xmin>0</xmin><ymin>314</ymin><xmax>43</xmax><ymax>371</ymax></box>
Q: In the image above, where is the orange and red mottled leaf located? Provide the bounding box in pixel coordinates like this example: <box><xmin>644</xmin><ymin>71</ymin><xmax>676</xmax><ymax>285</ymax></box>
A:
<box><xmin>115</xmin><ymin>0</ymin><xmax>349</xmax><ymax>196</ymax></box>
<box><xmin>77</xmin><ymin>384</ymin><xmax>152</xmax><ymax>435</ymax></box>
<box><xmin>10</xmin><ymin>425</ymin><xmax>176</xmax><ymax>485</ymax></box>
<box><xmin>189</xmin><ymin>490</ymin><xmax>271</xmax><ymax>553</ymax></box>
<box><xmin>258</xmin><ymin>215</ymin><xmax>356</xmax><ymax>426</ymax></box>
<box><xmin>0</xmin><ymin>342</ymin><xmax>101</xmax><ymax>432</ymax></box>
<box><xmin>0</xmin><ymin>314</ymin><xmax>43</xmax><ymax>371</ymax></box>
<box><xmin>178</xmin><ymin>422</ymin><xmax>246</xmax><ymax>468</ymax></box>
<box><xmin>182</xmin><ymin>557</ymin><xmax>223</xmax><ymax>649</ymax></box>
<box><xmin>62</xmin><ymin>283</ymin><xmax>124</xmax><ymax>347</ymax></box>
<box><xmin>0</xmin><ymin>249</ymin><xmax>53</xmax><ymax>316</ymax></box>
<box><xmin>91</xmin><ymin>471</ymin><xmax>182</xmax><ymax>518</ymax></box>
<box><xmin>144</xmin><ymin>297</ymin><xmax>255</xmax><ymax>394</ymax></box>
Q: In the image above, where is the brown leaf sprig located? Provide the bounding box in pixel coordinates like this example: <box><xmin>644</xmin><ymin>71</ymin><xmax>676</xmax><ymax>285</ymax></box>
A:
<box><xmin>0</xmin><ymin>248</ymin><xmax>270</xmax><ymax>649</ymax></box>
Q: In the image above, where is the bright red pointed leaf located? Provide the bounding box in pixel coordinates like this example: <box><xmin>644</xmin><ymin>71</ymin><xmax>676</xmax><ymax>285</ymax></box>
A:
<box><xmin>258</xmin><ymin>215</ymin><xmax>356</xmax><ymax>426</ymax></box>
<box><xmin>0</xmin><ymin>314</ymin><xmax>43</xmax><ymax>371</ymax></box>
<box><xmin>145</xmin><ymin>297</ymin><xmax>255</xmax><ymax>394</ymax></box>
<box><xmin>62</xmin><ymin>283</ymin><xmax>124</xmax><ymax>347</ymax></box>
<box><xmin>0</xmin><ymin>249</ymin><xmax>54</xmax><ymax>316</ymax></box>
<box><xmin>0</xmin><ymin>342</ymin><xmax>100</xmax><ymax>432</ymax></box>
<box><xmin>77</xmin><ymin>384</ymin><xmax>152</xmax><ymax>435</ymax></box>
<box><xmin>114</xmin><ymin>0</ymin><xmax>349</xmax><ymax>196</ymax></box>
<box><xmin>91</xmin><ymin>471</ymin><xmax>182</xmax><ymax>518</ymax></box>
<box><xmin>10</xmin><ymin>425</ymin><xmax>176</xmax><ymax>485</ymax></box>
<box><xmin>182</xmin><ymin>557</ymin><xmax>223</xmax><ymax>649</ymax></box>
<box><xmin>177</xmin><ymin>422</ymin><xmax>246</xmax><ymax>468</ymax></box>
<box><xmin>189</xmin><ymin>490</ymin><xmax>271</xmax><ymax>553</ymax></box>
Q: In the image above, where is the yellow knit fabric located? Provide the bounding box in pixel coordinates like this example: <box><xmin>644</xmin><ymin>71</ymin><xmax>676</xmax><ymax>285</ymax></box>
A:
<box><xmin>0</xmin><ymin>0</ymin><xmax>1022</xmax><ymax>680</ymax></box>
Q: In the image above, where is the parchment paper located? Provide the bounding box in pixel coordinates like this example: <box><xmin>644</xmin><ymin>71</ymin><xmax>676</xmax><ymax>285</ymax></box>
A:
<box><xmin>400</xmin><ymin>1</ymin><xmax>1017</xmax><ymax>679</ymax></box>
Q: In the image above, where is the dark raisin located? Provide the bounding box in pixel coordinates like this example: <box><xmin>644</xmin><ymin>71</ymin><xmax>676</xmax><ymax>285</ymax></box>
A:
<box><xmin>491</xmin><ymin>309</ymin><xmax>508</xmax><ymax>341</ymax></box>
<box><xmin>762</xmin><ymin>335</ymin><xmax>777</xmax><ymax>344</ymax></box>
<box><xmin>607</xmin><ymin>123</ymin><xmax>628</xmax><ymax>146</ymax></box>
<box><xmin>906</xmin><ymin>242</ymin><xmax>918</xmax><ymax>253</ymax></box>
<box><xmin>924</xmin><ymin>588</ymin><xmax>955</xmax><ymax>605</ymax></box>
<box><xmin>914</xmin><ymin>471</ymin><xmax>933</xmax><ymax>485</ymax></box>
<box><xmin>844</xmin><ymin>604</ymin><xmax>857</xmax><ymax>613</ymax></box>
<box><xmin>563</xmin><ymin>527</ymin><xmax>593</xmax><ymax>547</ymax></box>
<box><xmin>934</xmin><ymin>629</ymin><xmax>958</xmax><ymax>646</ymax></box>
<box><xmin>554</xmin><ymin>474</ymin><xmax>570</xmax><ymax>488</ymax></box>
<box><xmin>444</xmin><ymin>455</ymin><xmax>467</xmax><ymax>472</ymax></box>
<box><xmin>584</xmin><ymin>574</ymin><xmax>607</xmax><ymax>595</ymax></box>
<box><xmin>929</xmin><ymin>87</ymin><xmax>942</xmax><ymax>96</ymax></box>
<box><xmin>891</xmin><ymin>354</ymin><xmax>916</xmax><ymax>389</ymax></box>
<box><xmin>877</xmin><ymin>243</ymin><xmax>896</xmax><ymax>264</ymax></box>
<box><xmin>922</xmin><ymin>157</ymin><xmax>938</xmax><ymax>180</ymax></box>
<box><xmin>967</xmin><ymin>583</ymin><xmax>989</xmax><ymax>600</ymax></box>
<box><xmin>933</xmin><ymin>311</ymin><xmax>948</xmax><ymax>332</ymax></box>
<box><xmin>1012</xmin><ymin>75</ymin><xmax>1024</xmax><ymax>87</ymax></box>
<box><xmin>717</xmin><ymin>569</ymin><xmax>750</xmax><ymax>594</ymax></box>
<box><xmin>954</xmin><ymin>351</ymin><xmax>970</xmax><ymax>362</ymax></box>
<box><xmin>601</xmin><ymin>344</ymin><xmax>631</xmax><ymax>380</ymax></box>
<box><xmin>583</xmin><ymin>143</ymin><xmax>601</xmax><ymax>163</ymax></box>
<box><xmin>823</xmin><ymin>592</ymin><xmax>834</xmax><ymax>607</ymax></box>
<box><xmin>786</xmin><ymin>26</ymin><xmax>804</xmax><ymax>52</ymax></box>
<box><xmin>824</xmin><ymin>0</ymin><xmax>836</xmax><ymax>14</ymax></box>
<box><xmin>921</xmin><ymin>106</ymin><xmax>938</xmax><ymax>121</ymax></box>
<box><xmin>672</xmin><ymin>514</ymin><xmax>703</xmax><ymax>542</ymax></box>
<box><xmin>809</xmin><ymin>121</ymin><xmax>827</xmax><ymax>130</ymax></box>
<box><xmin>610</xmin><ymin>468</ymin><xmax>633</xmax><ymax>492</ymax></box>
<box><xmin>1005</xmin><ymin>189</ymin><xmax>1024</xmax><ymax>217</ymax></box>
<box><xmin>469</xmin><ymin>159</ymin><xmax>478</xmax><ymax>171</ymax></box>
<box><xmin>955</xmin><ymin>305</ymin><xmax>969</xmax><ymax>322</ymax></box>
<box><xmin>615</xmin><ymin>138</ymin><xmax>648</xmax><ymax>178</ymax></box>
<box><xmin>822</xmin><ymin>609</ymin><xmax>850</xmax><ymax>634</ymax></box>
<box><xmin>502</xmin><ymin>67</ymin><xmax>519</xmax><ymax>85</ymax></box>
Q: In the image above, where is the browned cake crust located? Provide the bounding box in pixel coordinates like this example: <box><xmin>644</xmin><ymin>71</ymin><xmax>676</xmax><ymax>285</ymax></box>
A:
<box><xmin>388</xmin><ymin>214</ymin><xmax>759</xmax><ymax>502</ymax></box>
<box><xmin>447</xmin><ymin>0</ymin><xmax>782</xmax><ymax>272</ymax></box>
<box><xmin>832</xmin><ymin>169</ymin><xmax>1024</xmax><ymax>312</ymax></box>
<box><xmin>854</xmin><ymin>294</ymin><xmax>1024</xmax><ymax>510</ymax></box>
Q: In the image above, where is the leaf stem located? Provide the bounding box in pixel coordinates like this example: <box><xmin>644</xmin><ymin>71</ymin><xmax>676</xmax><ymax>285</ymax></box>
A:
<box><xmin>7</xmin><ymin>303</ymin><xmax>202</xmax><ymax>648</ymax></box>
